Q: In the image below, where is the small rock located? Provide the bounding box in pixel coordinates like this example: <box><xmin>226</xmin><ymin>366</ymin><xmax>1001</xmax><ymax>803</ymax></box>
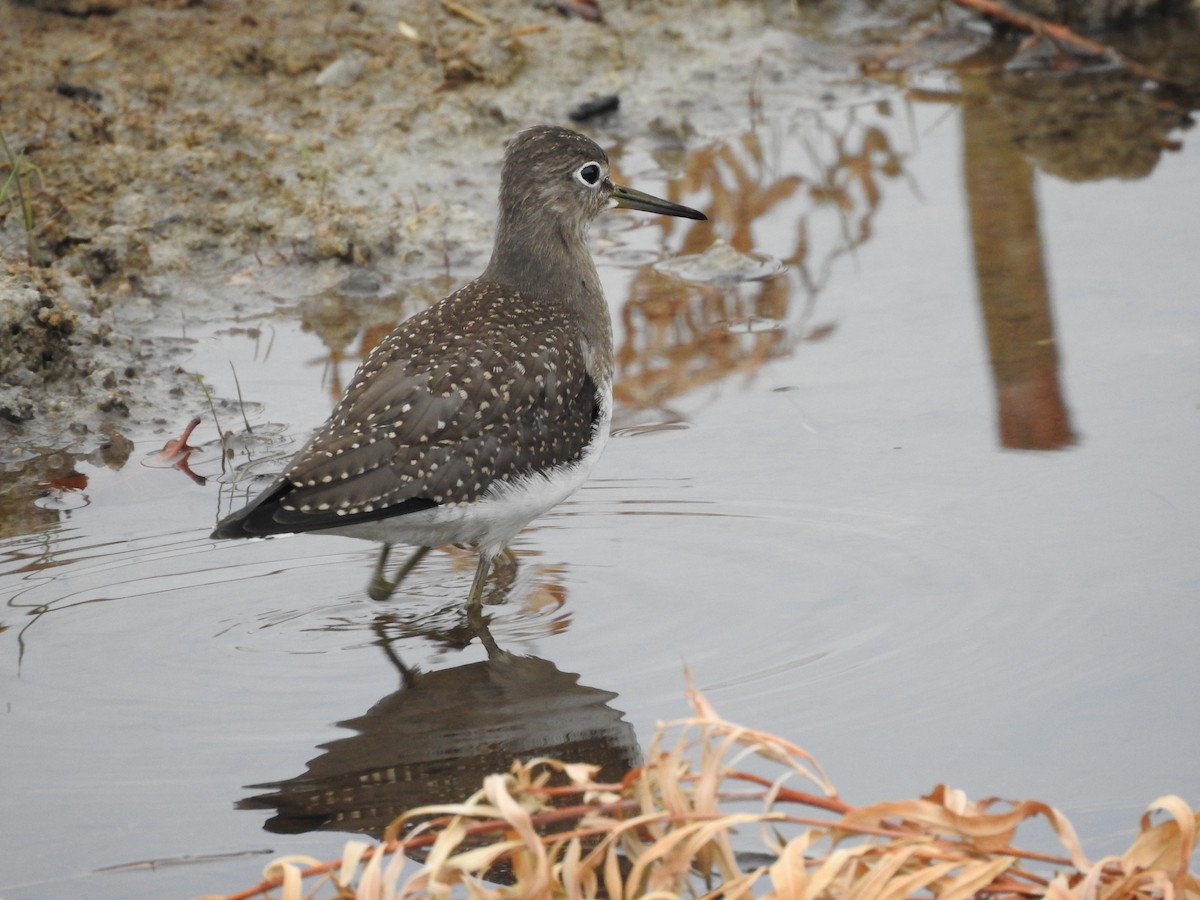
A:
<box><xmin>338</xmin><ymin>267</ymin><xmax>383</xmax><ymax>296</ymax></box>
<box><xmin>315</xmin><ymin>55</ymin><xmax>364</xmax><ymax>88</ymax></box>
<box><xmin>569</xmin><ymin>94</ymin><xmax>620</xmax><ymax>123</ymax></box>
<box><xmin>655</xmin><ymin>239</ymin><xmax>786</xmax><ymax>285</ymax></box>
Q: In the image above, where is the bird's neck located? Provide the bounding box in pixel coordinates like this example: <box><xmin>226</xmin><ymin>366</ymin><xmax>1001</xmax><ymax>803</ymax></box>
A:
<box><xmin>483</xmin><ymin>212</ymin><xmax>613</xmax><ymax>383</ymax></box>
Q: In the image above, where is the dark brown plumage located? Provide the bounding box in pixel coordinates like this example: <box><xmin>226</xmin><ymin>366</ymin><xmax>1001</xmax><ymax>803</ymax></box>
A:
<box><xmin>214</xmin><ymin>285</ymin><xmax>600</xmax><ymax>536</ymax></box>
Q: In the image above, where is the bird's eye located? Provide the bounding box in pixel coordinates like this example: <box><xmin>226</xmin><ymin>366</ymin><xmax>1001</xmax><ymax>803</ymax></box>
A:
<box><xmin>574</xmin><ymin>162</ymin><xmax>603</xmax><ymax>187</ymax></box>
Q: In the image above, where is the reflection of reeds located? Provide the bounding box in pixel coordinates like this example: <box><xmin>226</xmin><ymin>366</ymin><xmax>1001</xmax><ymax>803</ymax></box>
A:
<box><xmin>615</xmin><ymin>272</ymin><xmax>790</xmax><ymax>412</ymax></box>
<box><xmin>216</xmin><ymin>686</ymin><xmax>1200</xmax><ymax>899</ymax></box>
<box><xmin>615</xmin><ymin>121</ymin><xmax>903</xmax><ymax>415</ymax></box>
<box><xmin>678</xmin><ymin>132</ymin><xmax>807</xmax><ymax>256</ymax></box>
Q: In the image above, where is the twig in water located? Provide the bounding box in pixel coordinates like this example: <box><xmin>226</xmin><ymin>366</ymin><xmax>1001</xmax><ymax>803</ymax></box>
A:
<box><xmin>229</xmin><ymin>362</ymin><xmax>254</xmax><ymax>435</ymax></box>
<box><xmin>949</xmin><ymin>0</ymin><xmax>1196</xmax><ymax>91</ymax></box>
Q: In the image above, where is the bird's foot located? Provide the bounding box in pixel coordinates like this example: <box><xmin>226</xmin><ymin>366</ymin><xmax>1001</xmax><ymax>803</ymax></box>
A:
<box><xmin>368</xmin><ymin>544</ymin><xmax>432</xmax><ymax>601</ymax></box>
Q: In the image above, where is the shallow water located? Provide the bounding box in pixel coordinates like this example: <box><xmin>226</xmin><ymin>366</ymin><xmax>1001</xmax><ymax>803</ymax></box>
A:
<box><xmin>4</xmin><ymin>64</ymin><xmax>1200</xmax><ymax>899</ymax></box>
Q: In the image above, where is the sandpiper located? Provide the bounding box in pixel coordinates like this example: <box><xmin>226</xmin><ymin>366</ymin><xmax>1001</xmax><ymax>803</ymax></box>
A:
<box><xmin>212</xmin><ymin>125</ymin><xmax>706</xmax><ymax>603</ymax></box>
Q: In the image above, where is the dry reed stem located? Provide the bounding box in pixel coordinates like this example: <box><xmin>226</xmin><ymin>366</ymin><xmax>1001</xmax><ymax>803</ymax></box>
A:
<box><xmin>948</xmin><ymin>0</ymin><xmax>1195</xmax><ymax>90</ymax></box>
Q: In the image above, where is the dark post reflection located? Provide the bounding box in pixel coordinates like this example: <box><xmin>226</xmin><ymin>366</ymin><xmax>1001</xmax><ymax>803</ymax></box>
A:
<box><xmin>955</xmin><ymin>21</ymin><xmax>1197</xmax><ymax>450</ymax></box>
<box><xmin>961</xmin><ymin>77</ymin><xmax>1077</xmax><ymax>451</ymax></box>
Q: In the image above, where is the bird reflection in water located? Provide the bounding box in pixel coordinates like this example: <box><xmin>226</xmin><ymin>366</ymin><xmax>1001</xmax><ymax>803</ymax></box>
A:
<box><xmin>239</xmin><ymin>610</ymin><xmax>640</xmax><ymax>879</ymax></box>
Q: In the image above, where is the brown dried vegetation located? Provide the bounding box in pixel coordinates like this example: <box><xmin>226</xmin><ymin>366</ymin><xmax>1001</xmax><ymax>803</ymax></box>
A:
<box><xmin>207</xmin><ymin>689</ymin><xmax>1199</xmax><ymax>900</ymax></box>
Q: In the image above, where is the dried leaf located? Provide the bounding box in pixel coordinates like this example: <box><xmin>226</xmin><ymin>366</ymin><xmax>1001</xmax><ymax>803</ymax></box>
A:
<box><xmin>936</xmin><ymin>856</ymin><xmax>1017</xmax><ymax>900</ymax></box>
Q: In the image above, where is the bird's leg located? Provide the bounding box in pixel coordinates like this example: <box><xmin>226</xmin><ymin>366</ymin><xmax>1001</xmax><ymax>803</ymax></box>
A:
<box><xmin>486</xmin><ymin>545</ymin><xmax>522</xmax><ymax>598</ymax></box>
<box><xmin>493</xmin><ymin>545</ymin><xmax>518</xmax><ymax>571</ymax></box>
<box><xmin>466</xmin><ymin>553</ymin><xmax>493</xmax><ymax>610</ymax></box>
<box><xmin>466</xmin><ymin>596</ymin><xmax>502</xmax><ymax>658</ymax></box>
<box><xmin>368</xmin><ymin>544</ymin><xmax>432</xmax><ymax>602</ymax></box>
<box><xmin>368</xmin><ymin>544</ymin><xmax>393</xmax><ymax>600</ymax></box>
<box><xmin>392</xmin><ymin>545</ymin><xmax>432</xmax><ymax>586</ymax></box>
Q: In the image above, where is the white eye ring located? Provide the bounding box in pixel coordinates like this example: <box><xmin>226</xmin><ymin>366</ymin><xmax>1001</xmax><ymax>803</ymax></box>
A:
<box><xmin>574</xmin><ymin>161</ymin><xmax>604</xmax><ymax>188</ymax></box>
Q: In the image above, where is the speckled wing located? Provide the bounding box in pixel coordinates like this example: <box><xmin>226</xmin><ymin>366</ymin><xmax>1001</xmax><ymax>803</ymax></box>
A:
<box><xmin>211</xmin><ymin>282</ymin><xmax>600</xmax><ymax>538</ymax></box>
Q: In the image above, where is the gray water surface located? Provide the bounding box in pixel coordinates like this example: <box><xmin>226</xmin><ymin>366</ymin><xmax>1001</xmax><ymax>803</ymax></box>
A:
<box><xmin>3</xmin><ymin>65</ymin><xmax>1199</xmax><ymax>900</ymax></box>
